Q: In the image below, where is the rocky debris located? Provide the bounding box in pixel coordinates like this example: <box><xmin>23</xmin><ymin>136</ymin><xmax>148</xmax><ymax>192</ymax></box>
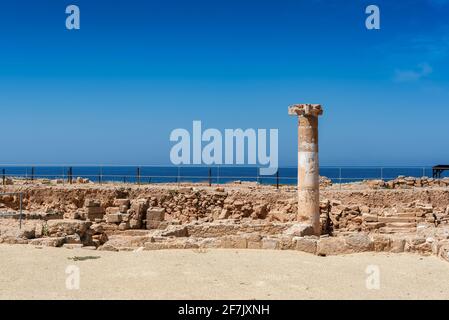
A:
<box><xmin>0</xmin><ymin>223</ymin><xmax>36</xmax><ymax>243</ymax></box>
<box><xmin>327</xmin><ymin>201</ymin><xmax>363</xmax><ymax>232</ymax></box>
<box><xmin>46</xmin><ymin>219</ymin><xmax>91</xmax><ymax>237</ymax></box>
<box><xmin>366</xmin><ymin>176</ymin><xmax>449</xmax><ymax>189</ymax></box>
<box><xmin>75</xmin><ymin>177</ymin><xmax>90</xmax><ymax>184</ymax></box>
<box><xmin>2</xmin><ymin>182</ymin><xmax>449</xmax><ymax>263</ymax></box>
<box><xmin>0</xmin><ymin>218</ymin><xmax>109</xmax><ymax>248</ymax></box>
<box><xmin>319</xmin><ymin>176</ymin><xmax>332</xmax><ymax>188</ymax></box>
<box><xmin>44</xmin><ymin>219</ymin><xmax>97</xmax><ymax>246</ymax></box>
<box><xmin>366</xmin><ymin>179</ymin><xmax>386</xmax><ymax>189</ymax></box>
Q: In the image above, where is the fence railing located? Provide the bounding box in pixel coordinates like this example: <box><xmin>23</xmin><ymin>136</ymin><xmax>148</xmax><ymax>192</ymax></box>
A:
<box><xmin>0</xmin><ymin>165</ymin><xmax>445</xmax><ymax>188</ymax></box>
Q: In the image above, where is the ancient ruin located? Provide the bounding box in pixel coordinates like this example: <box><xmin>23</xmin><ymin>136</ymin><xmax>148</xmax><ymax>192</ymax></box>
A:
<box><xmin>1</xmin><ymin>105</ymin><xmax>449</xmax><ymax>265</ymax></box>
<box><xmin>0</xmin><ymin>177</ymin><xmax>449</xmax><ymax>264</ymax></box>
<box><xmin>288</xmin><ymin>104</ymin><xmax>323</xmax><ymax>235</ymax></box>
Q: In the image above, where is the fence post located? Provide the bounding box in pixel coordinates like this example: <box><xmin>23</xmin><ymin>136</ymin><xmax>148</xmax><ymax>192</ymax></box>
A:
<box><xmin>208</xmin><ymin>168</ymin><xmax>212</xmax><ymax>187</ymax></box>
<box><xmin>339</xmin><ymin>167</ymin><xmax>342</xmax><ymax>190</ymax></box>
<box><xmin>217</xmin><ymin>166</ymin><xmax>220</xmax><ymax>184</ymax></box>
<box><xmin>2</xmin><ymin>169</ymin><xmax>5</xmax><ymax>186</ymax></box>
<box><xmin>137</xmin><ymin>167</ymin><xmax>141</xmax><ymax>185</ymax></box>
<box><xmin>276</xmin><ymin>169</ymin><xmax>279</xmax><ymax>189</ymax></box>
<box><xmin>68</xmin><ymin>167</ymin><xmax>73</xmax><ymax>184</ymax></box>
<box><xmin>19</xmin><ymin>192</ymin><xmax>23</xmax><ymax>230</ymax></box>
<box><xmin>31</xmin><ymin>167</ymin><xmax>35</xmax><ymax>181</ymax></box>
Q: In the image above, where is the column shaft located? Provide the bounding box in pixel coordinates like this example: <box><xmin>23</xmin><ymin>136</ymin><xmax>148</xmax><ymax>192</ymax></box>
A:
<box><xmin>297</xmin><ymin>116</ymin><xmax>320</xmax><ymax>234</ymax></box>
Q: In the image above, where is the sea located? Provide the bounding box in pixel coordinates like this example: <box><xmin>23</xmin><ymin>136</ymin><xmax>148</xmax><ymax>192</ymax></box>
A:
<box><xmin>0</xmin><ymin>166</ymin><xmax>446</xmax><ymax>185</ymax></box>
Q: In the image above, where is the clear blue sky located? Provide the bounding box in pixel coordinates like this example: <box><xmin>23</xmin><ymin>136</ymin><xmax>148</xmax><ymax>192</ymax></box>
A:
<box><xmin>0</xmin><ymin>0</ymin><xmax>448</xmax><ymax>166</ymax></box>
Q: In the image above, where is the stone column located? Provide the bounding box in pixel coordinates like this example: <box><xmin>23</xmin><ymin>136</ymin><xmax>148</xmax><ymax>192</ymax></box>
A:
<box><xmin>288</xmin><ymin>104</ymin><xmax>323</xmax><ymax>235</ymax></box>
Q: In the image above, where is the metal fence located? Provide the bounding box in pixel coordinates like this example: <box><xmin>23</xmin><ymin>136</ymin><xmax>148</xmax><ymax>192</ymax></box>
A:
<box><xmin>0</xmin><ymin>165</ymin><xmax>445</xmax><ymax>187</ymax></box>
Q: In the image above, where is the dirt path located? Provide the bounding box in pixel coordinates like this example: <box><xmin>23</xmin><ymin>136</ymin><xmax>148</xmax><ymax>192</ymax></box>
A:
<box><xmin>0</xmin><ymin>245</ymin><xmax>448</xmax><ymax>300</ymax></box>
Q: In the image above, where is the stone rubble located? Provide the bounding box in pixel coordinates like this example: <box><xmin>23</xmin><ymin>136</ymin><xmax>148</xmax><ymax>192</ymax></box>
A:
<box><xmin>365</xmin><ymin>176</ymin><xmax>449</xmax><ymax>189</ymax></box>
<box><xmin>0</xmin><ymin>182</ymin><xmax>449</xmax><ymax>264</ymax></box>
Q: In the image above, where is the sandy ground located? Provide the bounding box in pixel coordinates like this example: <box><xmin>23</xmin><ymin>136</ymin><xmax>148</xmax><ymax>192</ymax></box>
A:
<box><xmin>0</xmin><ymin>245</ymin><xmax>449</xmax><ymax>300</ymax></box>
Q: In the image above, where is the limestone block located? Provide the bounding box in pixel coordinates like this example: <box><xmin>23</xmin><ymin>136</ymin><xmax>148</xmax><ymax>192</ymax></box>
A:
<box><xmin>29</xmin><ymin>237</ymin><xmax>65</xmax><ymax>247</ymax></box>
<box><xmin>65</xmin><ymin>234</ymin><xmax>81</xmax><ymax>244</ymax></box>
<box><xmin>261</xmin><ymin>238</ymin><xmax>279</xmax><ymax>250</ymax></box>
<box><xmin>146</xmin><ymin>220</ymin><xmax>161</xmax><ymax>230</ymax></box>
<box><xmin>147</xmin><ymin>208</ymin><xmax>165</xmax><ymax>222</ymax></box>
<box><xmin>118</xmin><ymin>222</ymin><xmax>129</xmax><ymax>231</ymax></box>
<box><xmin>294</xmin><ymin>237</ymin><xmax>317</xmax><ymax>254</ymax></box>
<box><xmin>344</xmin><ymin>233</ymin><xmax>374</xmax><ymax>252</ymax></box>
<box><xmin>199</xmin><ymin>238</ymin><xmax>222</xmax><ymax>249</ymax></box>
<box><xmin>371</xmin><ymin>234</ymin><xmax>391</xmax><ymax>252</ymax></box>
<box><xmin>362</xmin><ymin>214</ymin><xmax>378</xmax><ymax>222</ymax></box>
<box><xmin>106</xmin><ymin>213</ymin><xmax>122</xmax><ymax>224</ymax></box>
<box><xmin>317</xmin><ymin>237</ymin><xmax>349</xmax><ymax>256</ymax></box>
<box><xmin>105</xmin><ymin>207</ymin><xmax>120</xmax><ymax>215</ymax></box>
<box><xmin>247</xmin><ymin>241</ymin><xmax>262</xmax><ymax>249</ymax></box>
<box><xmin>283</xmin><ymin>223</ymin><xmax>314</xmax><ymax>237</ymax></box>
<box><xmin>86</xmin><ymin>206</ymin><xmax>105</xmax><ymax>220</ymax></box>
<box><xmin>84</xmin><ymin>199</ymin><xmax>101</xmax><ymax>208</ymax></box>
<box><xmin>222</xmin><ymin>236</ymin><xmax>247</xmax><ymax>249</ymax></box>
<box><xmin>63</xmin><ymin>211</ymin><xmax>81</xmax><ymax>220</ymax></box>
<box><xmin>113</xmin><ymin>199</ymin><xmax>130</xmax><ymax>207</ymax></box>
<box><xmin>390</xmin><ymin>238</ymin><xmax>406</xmax><ymax>253</ymax></box>
<box><xmin>160</xmin><ymin>225</ymin><xmax>188</xmax><ymax>237</ymax></box>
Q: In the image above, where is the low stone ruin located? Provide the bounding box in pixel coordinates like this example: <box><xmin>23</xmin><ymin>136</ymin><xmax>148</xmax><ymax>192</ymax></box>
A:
<box><xmin>1</xmin><ymin>183</ymin><xmax>449</xmax><ymax>264</ymax></box>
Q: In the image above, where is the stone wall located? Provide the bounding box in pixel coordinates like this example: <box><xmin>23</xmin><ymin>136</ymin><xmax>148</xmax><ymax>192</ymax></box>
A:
<box><xmin>1</xmin><ymin>183</ymin><xmax>449</xmax><ymax>263</ymax></box>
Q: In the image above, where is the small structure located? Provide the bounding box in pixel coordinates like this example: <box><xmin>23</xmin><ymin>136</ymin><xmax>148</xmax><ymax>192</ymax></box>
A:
<box><xmin>288</xmin><ymin>104</ymin><xmax>323</xmax><ymax>235</ymax></box>
<box><xmin>432</xmin><ymin>165</ymin><xmax>449</xmax><ymax>179</ymax></box>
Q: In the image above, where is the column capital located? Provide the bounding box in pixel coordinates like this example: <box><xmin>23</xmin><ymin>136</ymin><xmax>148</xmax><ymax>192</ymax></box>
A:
<box><xmin>288</xmin><ymin>104</ymin><xmax>323</xmax><ymax>117</ymax></box>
